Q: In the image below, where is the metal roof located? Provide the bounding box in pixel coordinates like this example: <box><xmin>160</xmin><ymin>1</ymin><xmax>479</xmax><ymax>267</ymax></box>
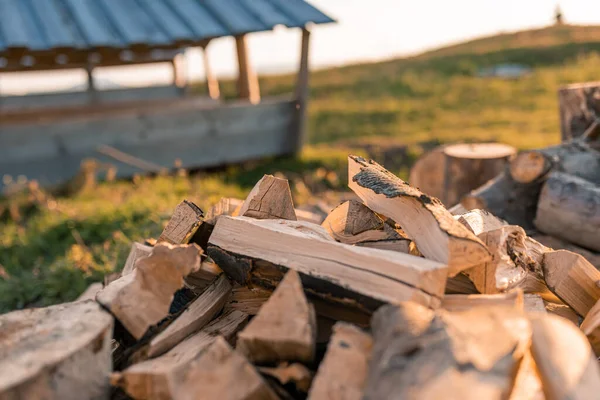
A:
<box><xmin>0</xmin><ymin>0</ymin><xmax>334</xmax><ymax>55</ymax></box>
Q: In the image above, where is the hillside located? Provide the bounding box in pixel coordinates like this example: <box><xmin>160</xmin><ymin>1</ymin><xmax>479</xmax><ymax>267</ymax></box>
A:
<box><xmin>2</xmin><ymin>24</ymin><xmax>600</xmax><ymax>312</ymax></box>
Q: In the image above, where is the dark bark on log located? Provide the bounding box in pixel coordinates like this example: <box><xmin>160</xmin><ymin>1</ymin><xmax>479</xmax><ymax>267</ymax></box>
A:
<box><xmin>558</xmin><ymin>82</ymin><xmax>600</xmax><ymax>141</ymax></box>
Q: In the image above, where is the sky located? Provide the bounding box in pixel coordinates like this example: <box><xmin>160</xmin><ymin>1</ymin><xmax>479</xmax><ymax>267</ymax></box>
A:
<box><xmin>2</xmin><ymin>0</ymin><xmax>600</xmax><ymax>94</ymax></box>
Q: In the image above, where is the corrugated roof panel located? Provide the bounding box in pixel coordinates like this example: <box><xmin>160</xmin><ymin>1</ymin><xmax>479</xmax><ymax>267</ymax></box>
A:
<box><xmin>136</xmin><ymin>0</ymin><xmax>196</xmax><ymax>42</ymax></box>
<box><xmin>0</xmin><ymin>0</ymin><xmax>30</xmax><ymax>49</ymax></box>
<box><xmin>12</xmin><ymin>0</ymin><xmax>47</xmax><ymax>51</ymax></box>
<box><xmin>238</xmin><ymin>0</ymin><xmax>296</xmax><ymax>28</ymax></box>
<box><xmin>203</xmin><ymin>0</ymin><xmax>269</xmax><ymax>35</ymax></box>
<box><xmin>269</xmin><ymin>0</ymin><xmax>335</xmax><ymax>25</ymax></box>
<box><xmin>26</xmin><ymin>0</ymin><xmax>84</xmax><ymax>49</ymax></box>
<box><xmin>62</xmin><ymin>0</ymin><xmax>122</xmax><ymax>47</ymax></box>
<box><xmin>168</xmin><ymin>0</ymin><xmax>229</xmax><ymax>39</ymax></box>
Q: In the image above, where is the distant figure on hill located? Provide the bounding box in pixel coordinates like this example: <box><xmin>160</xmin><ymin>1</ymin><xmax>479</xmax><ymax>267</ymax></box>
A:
<box><xmin>555</xmin><ymin>5</ymin><xmax>564</xmax><ymax>25</ymax></box>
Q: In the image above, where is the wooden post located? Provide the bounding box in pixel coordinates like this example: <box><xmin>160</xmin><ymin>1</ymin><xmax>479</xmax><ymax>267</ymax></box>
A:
<box><xmin>202</xmin><ymin>44</ymin><xmax>220</xmax><ymax>100</ymax></box>
<box><xmin>235</xmin><ymin>35</ymin><xmax>260</xmax><ymax>103</ymax></box>
<box><xmin>295</xmin><ymin>28</ymin><xmax>311</xmax><ymax>150</ymax></box>
<box><xmin>86</xmin><ymin>62</ymin><xmax>96</xmax><ymax>95</ymax></box>
<box><xmin>172</xmin><ymin>52</ymin><xmax>187</xmax><ymax>94</ymax></box>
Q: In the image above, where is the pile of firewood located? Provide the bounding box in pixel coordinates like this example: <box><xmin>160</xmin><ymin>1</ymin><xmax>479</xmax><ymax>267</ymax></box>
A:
<box><xmin>2</xmin><ymin>155</ymin><xmax>600</xmax><ymax>400</ymax></box>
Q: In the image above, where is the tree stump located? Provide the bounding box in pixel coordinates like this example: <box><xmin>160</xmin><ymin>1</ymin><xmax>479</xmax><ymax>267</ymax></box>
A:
<box><xmin>558</xmin><ymin>82</ymin><xmax>600</xmax><ymax>141</ymax></box>
<box><xmin>442</xmin><ymin>143</ymin><xmax>516</xmax><ymax>206</ymax></box>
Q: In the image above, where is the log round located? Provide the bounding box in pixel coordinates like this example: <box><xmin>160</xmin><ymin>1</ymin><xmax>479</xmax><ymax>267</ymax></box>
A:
<box><xmin>0</xmin><ymin>301</ymin><xmax>114</xmax><ymax>400</ymax></box>
<box><xmin>509</xmin><ymin>151</ymin><xmax>552</xmax><ymax>184</ymax></box>
<box><xmin>408</xmin><ymin>145</ymin><xmax>447</xmax><ymax>200</ymax></box>
<box><xmin>558</xmin><ymin>82</ymin><xmax>600</xmax><ymax>141</ymax></box>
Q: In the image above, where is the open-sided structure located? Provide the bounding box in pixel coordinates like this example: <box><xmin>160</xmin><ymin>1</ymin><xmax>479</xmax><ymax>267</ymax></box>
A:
<box><xmin>0</xmin><ymin>0</ymin><xmax>334</xmax><ymax>190</ymax></box>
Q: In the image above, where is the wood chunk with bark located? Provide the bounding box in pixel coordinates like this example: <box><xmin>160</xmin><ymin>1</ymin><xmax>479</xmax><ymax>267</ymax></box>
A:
<box><xmin>224</xmin><ymin>284</ymin><xmax>272</xmax><ymax>316</ymax></box>
<box><xmin>112</xmin><ymin>310</ymin><xmax>248</xmax><ymax>400</ymax></box>
<box><xmin>237</xmin><ymin>270</ymin><xmax>316</xmax><ymax>364</ymax></box>
<box><xmin>321</xmin><ymin>200</ymin><xmax>411</xmax><ymax>252</ymax></box>
<box><xmin>173</xmin><ymin>336</ymin><xmax>278</xmax><ymax>400</ymax></box>
<box><xmin>208</xmin><ymin>216</ymin><xmax>448</xmax><ymax>314</ymax></box>
<box><xmin>558</xmin><ymin>82</ymin><xmax>600</xmax><ymax>141</ymax></box>
<box><xmin>96</xmin><ymin>243</ymin><xmax>202</xmax><ymax>339</ymax></box>
<box><xmin>348</xmin><ymin>155</ymin><xmax>490</xmax><ymax>276</ymax></box>
<box><xmin>534</xmin><ymin>172</ymin><xmax>600</xmax><ymax>252</ymax></box>
<box><xmin>530</xmin><ymin>234</ymin><xmax>600</xmax><ymax>269</ymax></box>
<box><xmin>260</xmin><ymin>363</ymin><xmax>313</xmax><ymax>393</ymax></box>
<box><xmin>364</xmin><ymin>303</ymin><xmax>530</xmax><ymax>400</ymax></box>
<box><xmin>184</xmin><ymin>260</ymin><xmax>223</xmax><ymax>294</ymax></box>
<box><xmin>580</xmin><ymin>298</ymin><xmax>600</xmax><ymax>356</ymax></box>
<box><xmin>147</xmin><ymin>274</ymin><xmax>232</xmax><ymax>357</ymax></box>
<box><xmin>456</xmin><ymin>209</ymin><xmax>507</xmax><ymax>235</ymax></box>
<box><xmin>442</xmin><ymin>289</ymin><xmax>524</xmax><ymax>312</ymax></box>
<box><xmin>543</xmin><ymin>250</ymin><xmax>600</xmax><ymax>317</ymax></box>
<box><xmin>122</xmin><ymin>242</ymin><xmax>153</xmax><ymax>276</ymax></box>
<box><xmin>238</xmin><ymin>174</ymin><xmax>297</xmax><ymax>220</ymax></box>
<box><xmin>529</xmin><ymin>313</ymin><xmax>600</xmax><ymax>400</ymax></box>
<box><xmin>308</xmin><ymin>322</ymin><xmax>372</xmax><ymax>400</ymax></box>
<box><xmin>509</xmin><ymin>151</ymin><xmax>553</xmax><ymax>184</ymax></box>
<box><xmin>0</xmin><ymin>301</ymin><xmax>113</xmax><ymax>400</ymax></box>
<box><xmin>158</xmin><ymin>200</ymin><xmax>204</xmax><ymax>245</ymax></box>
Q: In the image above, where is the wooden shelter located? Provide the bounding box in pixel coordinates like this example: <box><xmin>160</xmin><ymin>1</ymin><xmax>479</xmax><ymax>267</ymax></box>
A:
<box><xmin>0</xmin><ymin>0</ymin><xmax>334</xmax><ymax>191</ymax></box>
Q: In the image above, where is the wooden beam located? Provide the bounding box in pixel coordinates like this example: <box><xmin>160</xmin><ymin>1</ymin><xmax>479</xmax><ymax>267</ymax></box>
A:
<box><xmin>235</xmin><ymin>35</ymin><xmax>260</xmax><ymax>103</ymax></box>
<box><xmin>202</xmin><ymin>44</ymin><xmax>220</xmax><ymax>100</ymax></box>
<box><xmin>294</xmin><ymin>28</ymin><xmax>311</xmax><ymax>150</ymax></box>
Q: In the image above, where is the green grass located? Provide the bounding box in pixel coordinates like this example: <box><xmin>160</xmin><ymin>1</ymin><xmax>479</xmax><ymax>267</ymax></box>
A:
<box><xmin>2</xmin><ymin>24</ymin><xmax>600</xmax><ymax>312</ymax></box>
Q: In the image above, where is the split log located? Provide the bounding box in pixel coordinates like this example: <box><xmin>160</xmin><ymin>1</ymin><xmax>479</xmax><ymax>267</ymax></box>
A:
<box><xmin>224</xmin><ymin>284</ymin><xmax>272</xmax><ymax>316</ymax></box>
<box><xmin>205</xmin><ymin>197</ymin><xmax>244</xmax><ymax>224</ymax></box>
<box><xmin>558</xmin><ymin>81</ymin><xmax>600</xmax><ymax>141</ymax></box>
<box><xmin>237</xmin><ymin>270</ymin><xmax>316</xmax><ymax>364</ymax></box>
<box><xmin>259</xmin><ymin>363</ymin><xmax>313</xmax><ymax>393</ymax></box>
<box><xmin>0</xmin><ymin>301</ymin><xmax>113</xmax><ymax>400</ymax></box>
<box><xmin>456</xmin><ymin>209</ymin><xmax>507</xmax><ymax>235</ymax></box>
<box><xmin>534</xmin><ymin>172</ymin><xmax>600</xmax><ymax>252</ymax></box>
<box><xmin>308</xmin><ymin>322</ymin><xmax>372</xmax><ymax>400</ymax></box>
<box><xmin>76</xmin><ymin>282</ymin><xmax>103</xmax><ymax>301</ymax></box>
<box><xmin>509</xmin><ymin>151</ymin><xmax>553</xmax><ymax>184</ymax></box>
<box><xmin>96</xmin><ymin>243</ymin><xmax>201</xmax><ymax>339</ymax></box>
<box><xmin>112</xmin><ymin>310</ymin><xmax>248</xmax><ymax>400</ymax></box>
<box><xmin>238</xmin><ymin>174</ymin><xmax>297</xmax><ymax>220</ymax></box>
<box><xmin>184</xmin><ymin>260</ymin><xmax>223</xmax><ymax>294</ymax></box>
<box><xmin>529</xmin><ymin>313</ymin><xmax>600</xmax><ymax>400</ymax></box>
<box><xmin>321</xmin><ymin>200</ymin><xmax>411</xmax><ymax>252</ymax></box>
<box><xmin>530</xmin><ymin>234</ymin><xmax>600</xmax><ymax>268</ymax></box>
<box><xmin>580</xmin><ymin>298</ymin><xmax>600</xmax><ymax>356</ymax></box>
<box><xmin>523</xmin><ymin>293</ymin><xmax>547</xmax><ymax>313</ymax></box>
<box><xmin>173</xmin><ymin>336</ymin><xmax>278</xmax><ymax>400</ymax></box>
<box><xmin>508</xmin><ymin>349</ymin><xmax>544</xmax><ymax>400</ymax></box>
<box><xmin>364</xmin><ymin>303</ymin><xmax>530</xmax><ymax>400</ymax></box>
<box><xmin>348</xmin><ymin>155</ymin><xmax>490</xmax><ymax>276</ymax></box>
<box><xmin>542</xmin><ymin>250</ymin><xmax>600</xmax><ymax>317</ymax></box>
<box><xmin>448</xmin><ymin>203</ymin><xmax>468</xmax><ymax>215</ymax></box>
<box><xmin>445</xmin><ymin>273</ymin><xmax>479</xmax><ymax>294</ymax></box>
<box><xmin>441</xmin><ymin>289</ymin><xmax>524</xmax><ymax>312</ymax></box>
<box><xmin>158</xmin><ymin>200</ymin><xmax>204</xmax><ymax>245</ymax></box>
<box><xmin>147</xmin><ymin>274</ymin><xmax>232</xmax><ymax>357</ymax></box>
<box><xmin>207</xmin><ymin>216</ymin><xmax>448</xmax><ymax>313</ymax></box>
<box><xmin>545</xmin><ymin>301</ymin><xmax>581</xmax><ymax>326</ymax></box>
<box><xmin>442</xmin><ymin>143</ymin><xmax>515</xmax><ymax>206</ymax></box>
<box><xmin>122</xmin><ymin>242</ymin><xmax>152</xmax><ymax>276</ymax></box>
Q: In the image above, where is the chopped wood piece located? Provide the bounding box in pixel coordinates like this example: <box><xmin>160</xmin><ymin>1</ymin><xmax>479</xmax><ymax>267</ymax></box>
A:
<box><xmin>457</xmin><ymin>209</ymin><xmax>507</xmax><ymax>235</ymax></box>
<box><xmin>445</xmin><ymin>273</ymin><xmax>479</xmax><ymax>295</ymax></box>
<box><xmin>76</xmin><ymin>282</ymin><xmax>103</xmax><ymax>301</ymax></box>
<box><xmin>238</xmin><ymin>174</ymin><xmax>297</xmax><ymax>220</ymax></box>
<box><xmin>260</xmin><ymin>363</ymin><xmax>313</xmax><ymax>393</ymax></box>
<box><xmin>364</xmin><ymin>303</ymin><xmax>530</xmax><ymax>400</ymax></box>
<box><xmin>529</xmin><ymin>313</ymin><xmax>600</xmax><ymax>400</ymax></box>
<box><xmin>0</xmin><ymin>301</ymin><xmax>113</xmax><ymax>400</ymax></box>
<box><xmin>224</xmin><ymin>284</ymin><xmax>272</xmax><ymax>315</ymax></box>
<box><xmin>184</xmin><ymin>260</ymin><xmax>223</xmax><ymax>294</ymax></box>
<box><xmin>442</xmin><ymin>290</ymin><xmax>524</xmax><ymax>312</ymax></box>
<box><xmin>148</xmin><ymin>274</ymin><xmax>232</xmax><ymax>357</ymax></box>
<box><xmin>534</xmin><ymin>172</ymin><xmax>600</xmax><ymax>252</ymax></box>
<box><xmin>176</xmin><ymin>337</ymin><xmax>278</xmax><ymax>400</ymax></box>
<box><xmin>542</xmin><ymin>250</ymin><xmax>600</xmax><ymax>317</ymax></box>
<box><xmin>122</xmin><ymin>242</ymin><xmax>152</xmax><ymax>276</ymax></box>
<box><xmin>356</xmin><ymin>239</ymin><xmax>411</xmax><ymax>253</ymax></box>
<box><xmin>348</xmin><ymin>155</ymin><xmax>490</xmax><ymax>276</ymax></box>
<box><xmin>96</xmin><ymin>243</ymin><xmax>202</xmax><ymax>339</ymax></box>
<box><xmin>464</xmin><ymin>225</ymin><xmax>547</xmax><ymax>294</ymax></box>
<box><xmin>523</xmin><ymin>293</ymin><xmax>547</xmax><ymax>313</ymax></box>
<box><xmin>581</xmin><ymin>298</ymin><xmax>600</xmax><ymax>356</ymax></box>
<box><xmin>509</xmin><ymin>150</ymin><xmax>553</xmax><ymax>184</ymax></box>
<box><xmin>237</xmin><ymin>270</ymin><xmax>316</xmax><ymax>364</ymax></box>
<box><xmin>321</xmin><ymin>200</ymin><xmax>410</xmax><ymax>252</ymax></box>
<box><xmin>208</xmin><ymin>216</ymin><xmax>448</xmax><ymax>314</ymax></box>
<box><xmin>544</xmin><ymin>301</ymin><xmax>581</xmax><ymax>326</ymax></box>
<box><xmin>158</xmin><ymin>200</ymin><xmax>204</xmax><ymax>245</ymax></box>
<box><xmin>558</xmin><ymin>81</ymin><xmax>600</xmax><ymax>141</ymax></box>
<box><xmin>508</xmin><ymin>349</ymin><xmax>545</xmax><ymax>400</ymax></box>
<box><xmin>308</xmin><ymin>322</ymin><xmax>372</xmax><ymax>400</ymax></box>
<box><xmin>205</xmin><ymin>197</ymin><xmax>244</xmax><ymax>224</ymax></box>
<box><xmin>530</xmin><ymin>234</ymin><xmax>600</xmax><ymax>268</ymax></box>
<box><xmin>113</xmin><ymin>310</ymin><xmax>248</xmax><ymax>400</ymax></box>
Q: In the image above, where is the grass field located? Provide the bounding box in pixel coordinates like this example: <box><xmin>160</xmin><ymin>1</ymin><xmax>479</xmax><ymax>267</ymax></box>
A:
<box><xmin>2</xmin><ymin>24</ymin><xmax>600</xmax><ymax>312</ymax></box>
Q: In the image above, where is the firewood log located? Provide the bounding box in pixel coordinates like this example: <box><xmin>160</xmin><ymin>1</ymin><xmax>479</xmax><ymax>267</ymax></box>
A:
<box><xmin>580</xmin><ymin>298</ymin><xmax>600</xmax><ymax>356</ymax></box>
<box><xmin>545</xmin><ymin>301</ymin><xmax>581</xmax><ymax>326</ymax></box>
<box><xmin>122</xmin><ymin>242</ymin><xmax>152</xmax><ymax>276</ymax></box>
<box><xmin>224</xmin><ymin>284</ymin><xmax>272</xmax><ymax>316</ymax></box>
<box><xmin>530</xmin><ymin>234</ymin><xmax>600</xmax><ymax>268</ymax></box>
<box><xmin>96</xmin><ymin>243</ymin><xmax>201</xmax><ymax>339</ymax></box>
<box><xmin>508</xmin><ymin>350</ymin><xmax>544</xmax><ymax>400</ymax></box>
<box><xmin>534</xmin><ymin>172</ymin><xmax>600</xmax><ymax>252</ymax></box>
<box><xmin>147</xmin><ymin>274</ymin><xmax>232</xmax><ymax>357</ymax></box>
<box><xmin>207</xmin><ymin>216</ymin><xmax>448</xmax><ymax>315</ymax></box>
<box><xmin>348</xmin><ymin>155</ymin><xmax>490</xmax><ymax>276</ymax></box>
<box><xmin>237</xmin><ymin>270</ymin><xmax>316</xmax><ymax>364</ymax></box>
<box><xmin>0</xmin><ymin>301</ymin><xmax>113</xmax><ymax>400</ymax></box>
<box><xmin>76</xmin><ymin>282</ymin><xmax>103</xmax><ymax>301</ymax></box>
<box><xmin>364</xmin><ymin>303</ymin><xmax>530</xmax><ymax>400</ymax></box>
<box><xmin>308</xmin><ymin>322</ymin><xmax>372</xmax><ymax>400</ymax></box>
<box><xmin>441</xmin><ymin>289</ymin><xmax>524</xmax><ymax>312</ymax></box>
<box><xmin>259</xmin><ymin>363</ymin><xmax>313</xmax><ymax>394</ymax></box>
<box><xmin>542</xmin><ymin>250</ymin><xmax>600</xmax><ymax>317</ymax></box>
<box><xmin>184</xmin><ymin>260</ymin><xmax>223</xmax><ymax>294</ymax></box>
<box><xmin>456</xmin><ymin>209</ymin><xmax>507</xmax><ymax>235</ymax></box>
<box><xmin>112</xmin><ymin>310</ymin><xmax>248</xmax><ymax>400</ymax></box>
<box><xmin>408</xmin><ymin>145</ymin><xmax>447</xmax><ymax>201</ymax></box>
<box><xmin>523</xmin><ymin>293</ymin><xmax>547</xmax><ymax>313</ymax></box>
<box><xmin>529</xmin><ymin>313</ymin><xmax>600</xmax><ymax>400</ymax></box>
<box><xmin>238</xmin><ymin>174</ymin><xmax>297</xmax><ymax>221</ymax></box>
<box><xmin>558</xmin><ymin>82</ymin><xmax>600</xmax><ymax>141</ymax></box>
<box><xmin>158</xmin><ymin>200</ymin><xmax>204</xmax><ymax>245</ymax></box>
<box><xmin>205</xmin><ymin>197</ymin><xmax>244</xmax><ymax>224</ymax></box>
